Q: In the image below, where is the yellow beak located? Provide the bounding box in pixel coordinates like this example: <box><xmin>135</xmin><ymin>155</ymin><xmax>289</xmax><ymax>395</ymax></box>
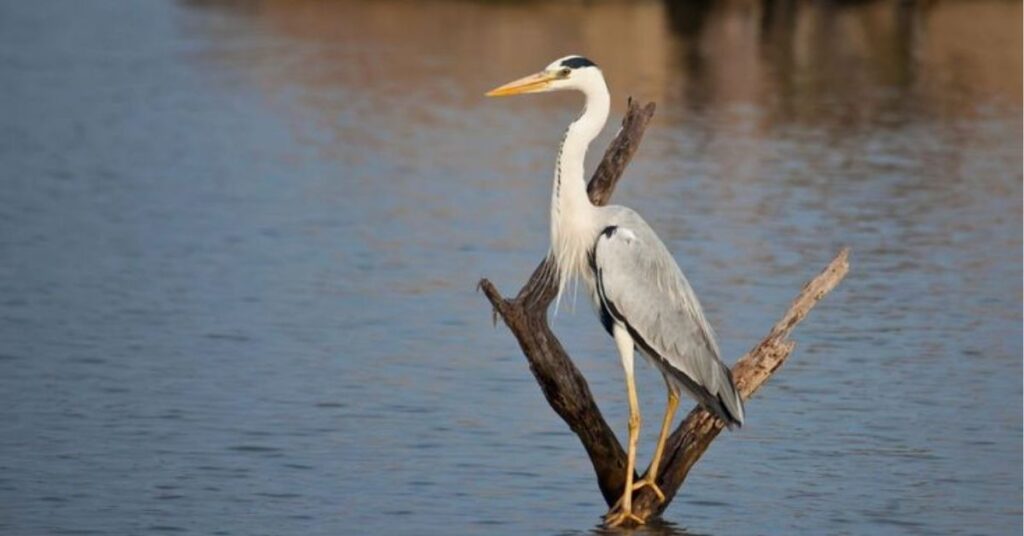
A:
<box><xmin>485</xmin><ymin>71</ymin><xmax>558</xmax><ymax>97</ymax></box>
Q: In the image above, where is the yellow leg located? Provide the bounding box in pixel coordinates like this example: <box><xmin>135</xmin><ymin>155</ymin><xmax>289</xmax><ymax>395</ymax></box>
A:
<box><xmin>605</xmin><ymin>325</ymin><xmax>646</xmax><ymax>527</ymax></box>
<box><xmin>632</xmin><ymin>386</ymin><xmax>679</xmax><ymax>503</ymax></box>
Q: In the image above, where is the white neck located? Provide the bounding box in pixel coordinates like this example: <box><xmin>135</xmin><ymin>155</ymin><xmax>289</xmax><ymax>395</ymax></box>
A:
<box><xmin>550</xmin><ymin>76</ymin><xmax>610</xmax><ymax>304</ymax></box>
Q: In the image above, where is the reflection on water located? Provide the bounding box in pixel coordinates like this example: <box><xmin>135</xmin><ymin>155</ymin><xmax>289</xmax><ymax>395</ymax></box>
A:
<box><xmin>0</xmin><ymin>0</ymin><xmax>1020</xmax><ymax>535</ymax></box>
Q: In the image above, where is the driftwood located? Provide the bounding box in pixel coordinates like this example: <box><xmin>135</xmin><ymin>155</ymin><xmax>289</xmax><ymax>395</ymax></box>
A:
<box><xmin>478</xmin><ymin>98</ymin><xmax>849</xmax><ymax>526</ymax></box>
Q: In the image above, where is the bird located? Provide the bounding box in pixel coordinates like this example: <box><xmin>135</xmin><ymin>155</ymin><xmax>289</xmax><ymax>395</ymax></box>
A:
<box><xmin>486</xmin><ymin>55</ymin><xmax>744</xmax><ymax>526</ymax></box>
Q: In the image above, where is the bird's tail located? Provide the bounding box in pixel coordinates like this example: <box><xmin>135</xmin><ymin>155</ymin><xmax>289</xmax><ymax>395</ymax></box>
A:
<box><xmin>714</xmin><ymin>366</ymin><xmax>745</xmax><ymax>429</ymax></box>
<box><xmin>669</xmin><ymin>361</ymin><xmax>745</xmax><ymax>429</ymax></box>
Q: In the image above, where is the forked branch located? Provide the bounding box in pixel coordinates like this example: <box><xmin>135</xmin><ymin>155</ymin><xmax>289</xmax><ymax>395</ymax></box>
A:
<box><xmin>478</xmin><ymin>98</ymin><xmax>849</xmax><ymax>526</ymax></box>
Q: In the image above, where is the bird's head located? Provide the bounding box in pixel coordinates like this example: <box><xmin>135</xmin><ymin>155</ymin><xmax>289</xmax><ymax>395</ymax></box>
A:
<box><xmin>486</xmin><ymin>55</ymin><xmax>602</xmax><ymax>97</ymax></box>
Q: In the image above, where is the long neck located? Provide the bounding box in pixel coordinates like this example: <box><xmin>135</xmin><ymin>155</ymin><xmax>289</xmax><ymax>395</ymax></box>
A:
<box><xmin>550</xmin><ymin>79</ymin><xmax>610</xmax><ymax>303</ymax></box>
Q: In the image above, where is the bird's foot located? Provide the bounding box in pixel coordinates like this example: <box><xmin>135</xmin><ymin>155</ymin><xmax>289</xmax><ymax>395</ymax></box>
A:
<box><xmin>608</xmin><ymin>477</ymin><xmax>665</xmax><ymax>512</ymax></box>
<box><xmin>603</xmin><ymin>507</ymin><xmax>646</xmax><ymax>528</ymax></box>
<box><xmin>604</xmin><ymin>495</ymin><xmax>646</xmax><ymax>528</ymax></box>
<box><xmin>631</xmin><ymin>477</ymin><xmax>666</xmax><ymax>503</ymax></box>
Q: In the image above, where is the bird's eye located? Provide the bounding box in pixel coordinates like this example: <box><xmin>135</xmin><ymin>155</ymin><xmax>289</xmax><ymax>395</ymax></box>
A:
<box><xmin>559</xmin><ymin>68</ymin><xmax>571</xmax><ymax>77</ymax></box>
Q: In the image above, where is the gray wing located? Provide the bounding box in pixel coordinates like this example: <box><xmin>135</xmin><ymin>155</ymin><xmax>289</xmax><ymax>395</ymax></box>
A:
<box><xmin>591</xmin><ymin>219</ymin><xmax>744</xmax><ymax>428</ymax></box>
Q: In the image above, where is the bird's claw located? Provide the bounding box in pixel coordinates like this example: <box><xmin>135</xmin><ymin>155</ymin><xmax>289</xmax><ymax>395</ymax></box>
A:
<box><xmin>604</xmin><ymin>491</ymin><xmax>648</xmax><ymax>528</ymax></box>
<box><xmin>632</xmin><ymin>477</ymin><xmax>666</xmax><ymax>503</ymax></box>
<box><xmin>608</xmin><ymin>478</ymin><xmax>665</xmax><ymax>512</ymax></box>
<box><xmin>603</xmin><ymin>507</ymin><xmax>646</xmax><ymax>528</ymax></box>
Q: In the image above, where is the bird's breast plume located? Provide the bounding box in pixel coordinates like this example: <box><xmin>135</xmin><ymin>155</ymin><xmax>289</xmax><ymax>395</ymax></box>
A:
<box><xmin>549</xmin><ymin>216</ymin><xmax>596</xmax><ymax>315</ymax></box>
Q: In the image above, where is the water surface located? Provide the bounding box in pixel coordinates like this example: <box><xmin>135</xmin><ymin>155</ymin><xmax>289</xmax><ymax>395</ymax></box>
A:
<box><xmin>1</xmin><ymin>1</ymin><xmax>1020</xmax><ymax>534</ymax></box>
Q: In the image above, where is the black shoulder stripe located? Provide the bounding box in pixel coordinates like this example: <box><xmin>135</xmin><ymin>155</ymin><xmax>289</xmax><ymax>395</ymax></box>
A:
<box><xmin>591</xmin><ymin>245</ymin><xmax>616</xmax><ymax>337</ymax></box>
<box><xmin>590</xmin><ymin>226</ymin><xmax>617</xmax><ymax>273</ymax></box>
<box><xmin>596</xmin><ymin>273</ymin><xmax>615</xmax><ymax>337</ymax></box>
<box><xmin>561</xmin><ymin>56</ymin><xmax>596</xmax><ymax>69</ymax></box>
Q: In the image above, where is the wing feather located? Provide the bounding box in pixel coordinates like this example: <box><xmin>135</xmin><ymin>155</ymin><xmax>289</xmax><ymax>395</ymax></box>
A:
<box><xmin>591</xmin><ymin>216</ymin><xmax>744</xmax><ymax>427</ymax></box>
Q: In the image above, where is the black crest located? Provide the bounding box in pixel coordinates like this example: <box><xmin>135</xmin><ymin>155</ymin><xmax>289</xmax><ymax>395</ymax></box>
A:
<box><xmin>560</xmin><ymin>56</ymin><xmax>597</xmax><ymax>69</ymax></box>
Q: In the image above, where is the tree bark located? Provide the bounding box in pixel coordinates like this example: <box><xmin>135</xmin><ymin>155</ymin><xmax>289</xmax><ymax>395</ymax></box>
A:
<box><xmin>478</xmin><ymin>98</ymin><xmax>849</xmax><ymax>526</ymax></box>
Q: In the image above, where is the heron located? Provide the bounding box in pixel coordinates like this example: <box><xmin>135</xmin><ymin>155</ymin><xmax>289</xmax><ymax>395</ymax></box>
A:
<box><xmin>486</xmin><ymin>56</ymin><xmax>744</xmax><ymax>526</ymax></box>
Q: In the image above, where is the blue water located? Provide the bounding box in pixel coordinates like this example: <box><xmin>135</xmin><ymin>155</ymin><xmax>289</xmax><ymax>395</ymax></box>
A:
<box><xmin>1</xmin><ymin>1</ymin><xmax>1020</xmax><ymax>534</ymax></box>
